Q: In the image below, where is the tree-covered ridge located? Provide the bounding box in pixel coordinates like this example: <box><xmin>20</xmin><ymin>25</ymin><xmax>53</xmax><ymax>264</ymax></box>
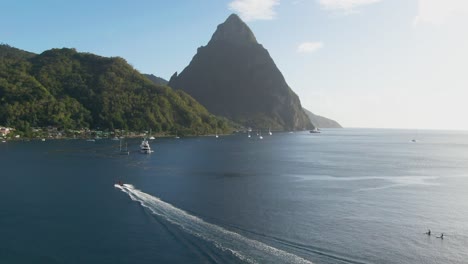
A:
<box><xmin>143</xmin><ymin>74</ymin><xmax>168</xmax><ymax>85</ymax></box>
<box><xmin>0</xmin><ymin>44</ymin><xmax>36</xmax><ymax>60</ymax></box>
<box><xmin>0</xmin><ymin>45</ymin><xmax>230</xmax><ymax>135</ymax></box>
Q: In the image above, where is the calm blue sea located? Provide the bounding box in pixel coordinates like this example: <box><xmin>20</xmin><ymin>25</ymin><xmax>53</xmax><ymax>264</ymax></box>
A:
<box><xmin>1</xmin><ymin>129</ymin><xmax>468</xmax><ymax>264</ymax></box>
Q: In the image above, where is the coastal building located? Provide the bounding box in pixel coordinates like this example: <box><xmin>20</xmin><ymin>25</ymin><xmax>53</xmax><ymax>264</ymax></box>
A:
<box><xmin>0</xmin><ymin>127</ymin><xmax>12</xmax><ymax>137</ymax></box>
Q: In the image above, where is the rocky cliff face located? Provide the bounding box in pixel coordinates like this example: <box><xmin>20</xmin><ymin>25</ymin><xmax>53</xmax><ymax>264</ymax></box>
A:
<box><xmin>169</xmin><ymin>14</ymin><xmax>313</xmax><ymax>130</ymax></box>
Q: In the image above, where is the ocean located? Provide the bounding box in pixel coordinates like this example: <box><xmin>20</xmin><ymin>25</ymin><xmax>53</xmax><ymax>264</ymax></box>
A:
<box><xmin>1</xmin><ymin>129</ymin><xmax>467</xmax><ymax>263</ymax></box>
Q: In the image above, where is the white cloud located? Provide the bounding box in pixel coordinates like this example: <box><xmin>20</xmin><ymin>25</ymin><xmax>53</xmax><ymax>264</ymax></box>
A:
<box><xmin>318</xmin><ymin>0</ymin><xmax>381</xmax><ymax>12</ymax></box>
<box><xmin>413</xmin><ymin>0</ymin><xmax>468</xmax><ymax>26</ymax></box>
<box><xmin>229</xmin><ymin>0</ymin><xmax>280</xmax><ymax>21</ymax></box>
<box><xmin>297</xmin><ymin>42</ymin><xmax>323</xmax><ymax>53</ymax></box>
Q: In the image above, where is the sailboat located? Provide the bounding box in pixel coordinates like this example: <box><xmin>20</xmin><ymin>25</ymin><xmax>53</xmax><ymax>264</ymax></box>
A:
<box><xmin>215</xmin><ymin>126</ymin><xmax>219</xmax><ymax>138</ymax></box>
<box><xmin>119</xmin><ymin>139</ymin><xmax>129</xmax><ymax>155</ymax></box>
<box><xmin>268</xmin><ymin>127</ymin><xmax>272</xmax><ymax>136</ymax></box>
<box><xmin>175</xmin><ymin>131</ymin><xmax>180</xmax><ymax>139</ymax></box>
<box><xmin>149</xmin><ymin>129</ymin><xmax>155</xmax><ymax>140</ymax></box>
<box><xmin>248</xmin><ymin>131</ymin><xmax>251</xmax><ymax>138</ymax></box>
<box><xmin>259</xmin><ymin>131</ymin><xmax>263</xmax><ymax>140</ymax></box>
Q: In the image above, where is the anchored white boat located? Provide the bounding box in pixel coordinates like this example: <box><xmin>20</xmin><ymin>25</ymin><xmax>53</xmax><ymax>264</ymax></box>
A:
<box><xmin>140</xmin><ymin>138</ymin><xmax>153</xmax><ymax>154</ymax></box>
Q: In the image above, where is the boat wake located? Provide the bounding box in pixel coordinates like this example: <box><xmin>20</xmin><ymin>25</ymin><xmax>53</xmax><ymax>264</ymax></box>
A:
<box><xmin>114</xmin><ymin>184</ymin><xmax>314</xmax><ymax>264</ymax></box>
<box><xmin>291</xmin><ymin>174</ymin><xmax>439</xmax><ymax>191</ymax></box>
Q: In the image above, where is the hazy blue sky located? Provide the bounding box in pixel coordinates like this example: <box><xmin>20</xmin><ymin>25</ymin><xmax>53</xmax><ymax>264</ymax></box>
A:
<box><xmin>2</xmin><ymin>0</ymin><xmax>468</xmax><ymax>130</ymax></box>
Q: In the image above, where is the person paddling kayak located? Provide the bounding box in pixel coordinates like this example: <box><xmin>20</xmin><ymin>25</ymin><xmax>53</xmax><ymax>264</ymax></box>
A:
<box><xmin>425</xmin><ymin>229</ymin><xmax>431</xmax><ymax>236</ymax></box>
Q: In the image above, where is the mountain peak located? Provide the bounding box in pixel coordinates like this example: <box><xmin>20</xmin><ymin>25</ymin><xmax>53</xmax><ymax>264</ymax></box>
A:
<box><xmin>225</xmin><ymin>13</ymin><xmax>243</xmax><ymax>24</ymax></box>
<box><xmin>169</xmin><ymin>14</ymin><xmax>313</xmax><ymax>131</ymax></box>
<box><xmin>209</xmin><ymin>13</ymin><xmax>257</xmax><ymax>45</ymax></box>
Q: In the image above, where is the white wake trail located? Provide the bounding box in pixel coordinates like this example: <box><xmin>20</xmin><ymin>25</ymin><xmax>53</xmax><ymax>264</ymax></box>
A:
<box><xmin>115</xmin><ymin>184</ymin><xmax>314</xmax><ymax>264</ymax></box>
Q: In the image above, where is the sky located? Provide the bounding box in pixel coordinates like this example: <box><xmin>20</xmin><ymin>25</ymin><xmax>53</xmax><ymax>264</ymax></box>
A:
<box><xmin>2</xmin><ymin>0</ymin><xmax>468</xmax><ymax>130</ymax></box>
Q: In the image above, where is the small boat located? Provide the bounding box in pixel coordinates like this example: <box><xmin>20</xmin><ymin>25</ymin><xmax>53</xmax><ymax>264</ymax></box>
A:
<box><xmin>149</xmin><ymin>136</ymin><xmax>155</xmax><ymax>140</ymax></box>
<box><xmin>86</xmin><ymin>139</ymin><xmax>96</xmax><ymax>142</ymax></box>
<box><xmin>310</xmin><ymin>128</ymin><xmax>321</xmax><ymax>133</ymax></box>
<box><xmin>41</xmin><ymin>138</ymin><xmax>46</xmax><ymax>142</ymax></box>
<box><xmin>111</xmin><ymin>136</ymin><xmax>119</xmax><ymax>141</ymax></box>
<box><xmin>140</xmin><ymin>137</ymin><xmax>153</xmax><ymax>154</ymax></box>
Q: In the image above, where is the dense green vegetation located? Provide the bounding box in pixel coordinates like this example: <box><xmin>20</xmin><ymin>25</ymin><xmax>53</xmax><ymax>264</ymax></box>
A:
<box><xmin>143</xmin><ymin>74</ymin><xmax>168</xmax><ymax>85</ymax></box>
<box><xmin>0</xmin><ymin>44</ymin><xmax>231</xmax><ymax>136</ymax></box>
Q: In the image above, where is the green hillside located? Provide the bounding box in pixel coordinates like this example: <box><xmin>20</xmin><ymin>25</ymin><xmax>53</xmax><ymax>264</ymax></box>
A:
<box><xmin>0</xmin><ymin>44</ymin><xmax>230</xmax><ymax>136</ymax></box>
